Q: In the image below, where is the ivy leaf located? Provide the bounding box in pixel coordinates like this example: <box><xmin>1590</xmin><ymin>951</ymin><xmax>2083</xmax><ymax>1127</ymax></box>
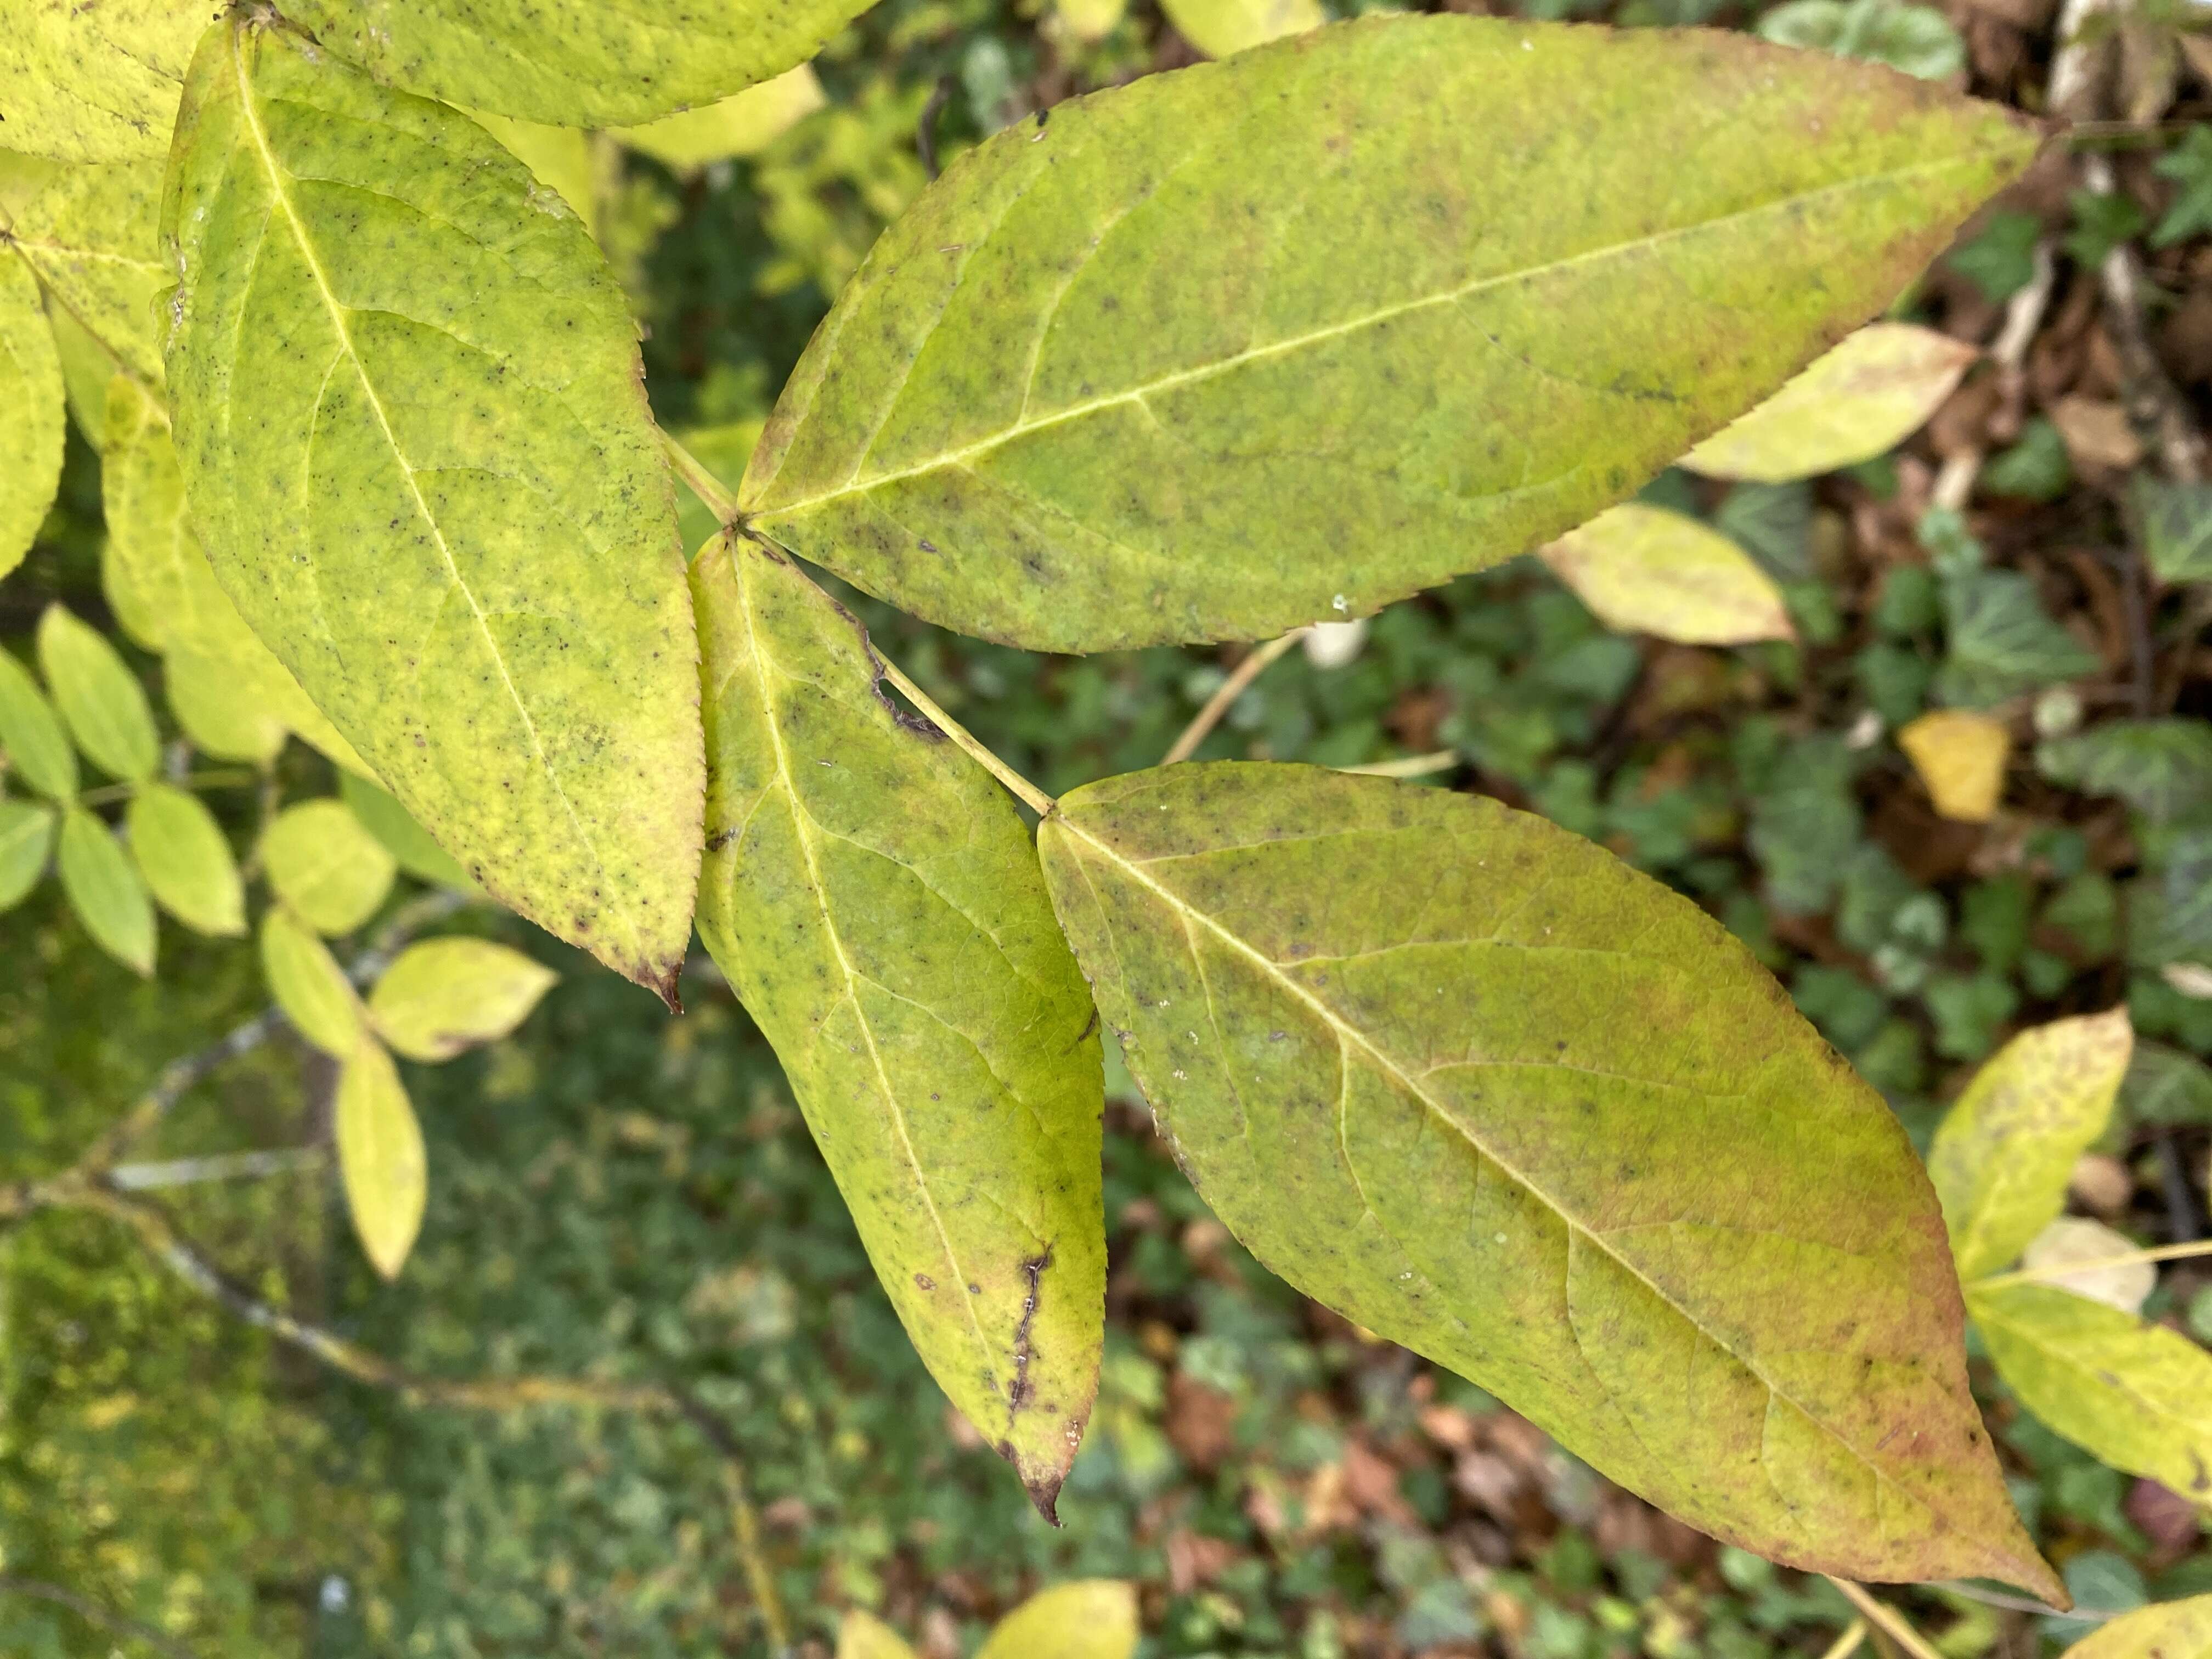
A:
<box><xmin>283</xmin><ymin>0</ymin><xmax>872</xmax><ymax>127</ymax></box>
<box><xmin>2124</xmin><ymin>1041</ymin><xmax>2212</xmax><ymax>1127</ymax></box>
<box><xmin>2036</xmin><ymin>719</ymin><xmax>2212</xmax><ymax>825</ymax></box>
<box><xmin>1037</xmin><ymin>762</ymin><xmax>2057</xmax><ymax>1594</ymax></box>
<box><xmin>369</xmin><ymin>939</ymin><xmax>557</xmax><ymax>1062</ymax></box>
<box><xmin>1968</xmin><ymin>1282</ymin><xmax>2212</xmax><ymax>1500</ymax></box>
<box><xmin>2126</xmin><ymin>829</ymin><xmax>2212</xmax><ymax>972</ymax></box>
<box><xmin>612</xmin><ymin>66</ymin><xmax>828</xmax><ymax>174</ymax></box>
<box><xmin>1937</xmin><ymin>566</ymin><xmax>2099</xmax><ymax>706</ymax></box>
<box><xmin>2152</xmin><ymin>124</ymin><xmax>2212</xmax><ymax>249</ymax></box>
<box><xmin>1927</xmin><ymin>1009</ymin><xmax>2132</xmax><ymax>1282</ymax></box>
<box><xmin>0</xmin><ymin>256</ymin><xmax>65</xmax><ymax>582</ymax></box>
<box><xmin>4</xmin><ymin>158</ymin><xmax>168</xmax><ymax>387</ymax></box>
<box><xmin>0</xmin><ymin>647</ymin><xmax>80</xmax><ymax>799</ymax></box>
<box><xmin>2137</xmin><ymin>477</ymin><xmax>2212</xmax><ymax>583</ymax></box>
<box><xmin>2058</xmin><ymin>1595</ymin><xmax>2212</xmax><ymax>1658</ymax></box>
<box><xmin>261</xmin><ymin>799</ymin><xmax>397</xmax><ymax>937</ymax></box>
<box><xmin>691</xmin><ymin>535</ymin><xmax>1105</xmax><ymax>1519</ymax></box>
<box><xmin>1757</xmin><ymin>0</ymin><xmax>1966</xmax><ymax>80</ymax></box>
<box><xmin>163</xmin><ymin>19</ymin><xmax>704</xmax><ymax>998</ymax></box>
<box><xmin>1159</xmin><ymin>0</ymin><xmax>1325</xmax><ymax>59</ymax></box>
<box><xmin>57</xmin><ymin>806</ymin><xmax>155</xmax><ymax>974</ymax></box>
<box><xmin>1540</xmin><ymin>505</ymin><xmax>1794</xmax><ymax>646</ymax></box>
<box><xmin>339</xmin><ymin>773</ymin><xmax>479</xmax><ymax>894</ymax></box>
<box><xmin>36</xmin><ymin>604</ymin><xmax>158</xmax><ymax>783</ymax></box>
<box><xmin>837</xmin><ymin>1612</ymin><xmax>921</xmax><ymax>1659</ymax></box>
<box><xmin>0</xmin><ymin>0</ymin><xmax>205</xmax><ymax>162</ymax></box>
<box><xmin>975</xmin><ymin>1582</ymin><xmax>1141</xmax><ymax>1659</ymax></box>
<box><xmin>0</xmin><ymin>799</ymin><xmax>56</xmax><ymax>911</ymax></box>
<box><xmin>261</xmin><ymin>906</ymin><xmax>366</xmax><ymax>1057</ymax></box>
<box><xmin>102</xmin><ymin>377</ymin><xmax>371</xmax><ymax>775</ymax></box>
<box><xmin>335</xmin><ymin>1034</ymin><xmax>427</xmax><ymax>1280</ymax></box>
<box><xmin>126</xmin><ymin>781</ymin><xmax>245</xmax><ymax>936</ymax></box>
<box><xmin>740</xmin><ymin>16</ymin><xmax>2036</xmax><ymax>651</ymax></box>
<box><xmin>1681</xmin><ymin>324</ymin><xmax>1977</xmax><ymax>483</ymax></box>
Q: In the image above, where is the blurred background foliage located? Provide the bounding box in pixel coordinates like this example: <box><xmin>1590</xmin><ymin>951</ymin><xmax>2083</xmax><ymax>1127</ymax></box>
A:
<box><xmin>5</xmin><ymin>0</ymin><xmax>2212</xmax><ymax>1649</ymax></box>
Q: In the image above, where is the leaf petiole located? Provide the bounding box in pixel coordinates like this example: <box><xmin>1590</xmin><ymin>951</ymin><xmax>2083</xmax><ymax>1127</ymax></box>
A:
<box><xmin>1973</xmin><ymin>1237</ymin><xmax>2212</xmax><ymax>1290</ymax></box>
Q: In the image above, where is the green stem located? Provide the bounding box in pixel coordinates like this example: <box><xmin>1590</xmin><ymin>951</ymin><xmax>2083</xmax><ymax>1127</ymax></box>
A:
<box><xmin>1973</xmin><ymin>1237</ymin><xmax>2212</xmax><ymax>1290</ymax></box>
<box><xmin>1163</xmin><ymin>629</ymin><xmax>1307</xmax><ymax>764</ymax></box>
<box><xmin>660</xmin><ymin>428</ymin><xmax>741</xmax><ymax>526</ymax></box>
<box><xmin>77</xmin><ymin>769</ymin><xmax>256</xmax><ymax>807</ymax></box>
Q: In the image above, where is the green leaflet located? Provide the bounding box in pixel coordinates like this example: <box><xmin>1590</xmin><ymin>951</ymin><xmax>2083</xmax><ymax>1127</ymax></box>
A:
<box><xmin>741</xmin><ymin>15</ymin><xmax>2036</xmax><ymax>652</ymax></box>
<box><xmin>0</xmin><ymin>0</ymin><xmax>205</xmax><ymax>162</ymax></box>
<box><xmin>163</xmin><ymin>20</ymin><xmax>703</xmax><ymax>998</ymax></box>
<box><xmin>1037</xmin><ymin>763</ymin><xmax>2055</xmax><ymax>1594</ymax></box>
<box><xmin>369</xmin><ymin>938</ymin><xmax>557</xmax><ymax>1062</ymax></box>
<box><xmin>974</xmin><ymin>1582</ymin><xmax>1140</xmax><ymax>1659</ymax></box>
<box><xmin>57</xmin><ymin>805</ymin><xmax>155</xmax><ymax>973</ymax></box>
<box><xmin>0</xmin><ymin>255</ymin><xmax>65</xmax><ymax>582</ymax></box>
<box><xmin>2058</xmin><ymin>1594</ymin><xmax>2212</xmax><ymax>1658</ymax></box>
<box><xmin>5</xmin><ymin>158</ymin><xmax>168</xmax><ymax>387</ymax></box>
<box><xmin>2036</xmin><ymin>720</ymin><xmax>2212</xmax><ymax>825</ymax></box>
<box><xmin>340</xmin><ymin>773</ymin><xmax>479</xmax><ymax>893</ymax></box>
<box><xmin>1159</xmin><ymin>0</ymin><xmax>1325</xmax><ymax>60</ymax></box>
<box><xmin>691</xmin><ymin>534</ymin><xmax>1104</xmax><ymax>1515</ymax></box>
<box><xmin>127</xmin><ymin>781</ymin><xmax>245</xmax><ymax>936</ymax></box>
<box><xmin>0</xmin><ymin>647</ymin><xmax>78</xmax><ymax>799</ymax></box>
<box><xmin>0</xmin><ymin>800</ymin><xmax>55</xmax><ymax>911</ymax></box>
<box><xmin>336</xmin><ymin>1032</ymin><xmax>427</xmax><ymax>1279</ymax></box>
<box><xmin>612</xmin><ymin>67</ymin><xmax>827</xmax><ymax>174</ymax></box>
<box><xmin>1927</xmin><ymin>1011</ymin><xmax>2134</xmax><ymax>1283</ymax></box>
<box><xmin>36</xmin><ymin>604</ymin><xmax>158</xmax><ymax>783</ymax></box>
<box><xmin>283</xmin><ymin>0</ymin><xmax>872</xmax><ymax>127</ymax></box>
<box><xmin>1969</xmin><ymin>1283</ymin><xmax>2212</xmax><ymax>1502</ymax></box>
<box><xmin>261</xmin><ymin>906</ymin><xmax>367</xmax><ymax>1057</ymax></box>
<box><xmin>837</xmin><ymin>1612</ymin><xmax>919</xmax><ymax>1659</ymax></box>
<box><xmin>261</xmin><ymin>799</ymin><xmax>396</xmax><ymax>936</ymax></box>
<box><xmin>103</xmin><ymin>378</ymin><xmax>371</xmax><ymax>774</ymax></box>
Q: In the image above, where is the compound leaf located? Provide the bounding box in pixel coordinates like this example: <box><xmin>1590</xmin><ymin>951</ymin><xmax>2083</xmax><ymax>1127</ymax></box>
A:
<box><xmin>1927</xmin><ymin>1010</ymin><xmax>2134</xmax><ymax>1283</ymax></box>
<box><xmin>0</xmin><ymin>647</ymin><xmax>78</xmax><ymax>799</ymax></box>
<box><xmin>1037</xmin><ymin>762</ymin><xmax>2055</xmax><ymax>1594</ymax></box>
<box><xmin>127</xmin><ymin>780</ymin><xmax>244</xmax><ymax>936</ymax></box>
<box><xmin>262</xmin><ymin>798</ymin><xmax>396</xmax><ymax>936</ymax></box>
<box><xmin>57</xmin><ymin>805</ymin><xmax>155</xmax><ymax>973</ymax></box>
<box><xmin>261</xmin><ymin>905</ymin><xmax>366</xmax><ymax>1057</ymax></box>
<box><xmin>2058</xmin><ymin>1595</ymin><xmax>2212</xmax><ymax>1658</ymax></box>
<box><xmin>0</xmin><ymin>0</ymin><xmax>206</xmax><ymax>162</ymax></box>
<box><xmin>1540</xmin><ymin>504</ymin><xmax>1793</xmax><ymax>646</ymax></box>
<box><xmin>0</xmin><ymin>799</ymin><xmax>55</xmax><ymax>911</ymax></box>
<box><xmin>5</xmin><ymin>157</ymin><xmax>168</xmax><ymax>386</ymax></box>
<box><xmin>369</xmin><ymin>938</ymin><xmax>556</xmax><ymax>1062</ymax></box>
<box><xmin>692</xmin><ymin>534</ymin><xmax>1105</xmax><ymax>1516</ymax></box>
<box><xmin>0</xmin><ymin>255</ymin><xmax>65</xmax><ymax>582</ymax></box>
<box><xmin>1970</xmin><ymin>1282</ymin><xmax>2212</xmax><ymax>1502</ymax></box>
<box><xmin>336</xmin><ymin>1032</ymin><xmax>427</xmax><ymax>1279</ymax></box>
<box><xmin>975</xmin><ymin>1582</ymin><xmax>1140</xmax><ymax>1659</ymax></box>
<box><xmin>37</xmin><ymin>603</ymin><xmax>158</xmax><ymax>783</ymax></box>
<box><xmin>164</xmin><ymin>19</ymin><xmax>703</xmax><ymax>997</ymax></box>
<box><xmin>1681</xmin><ymin>323</ymin><xmax>1977</xmax><ymax>482</ymax></box>
<box><xmin>283</xmin><ymin>0</ymin><xmax>872</xmax><ymax>127</ymax></box>
<box><xmin>742</xmin><ymin>15</ymin><xmax>2036</xmax><ymax>651</ymax></box>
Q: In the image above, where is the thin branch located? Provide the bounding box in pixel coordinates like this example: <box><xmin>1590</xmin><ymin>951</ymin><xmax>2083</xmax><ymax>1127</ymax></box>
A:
<box><xmin>1973</xmin><ymin>1237</ymin><xmax>2212</xmax><ymax>1288</ymax></box>
<box><xmin>1163</xmin><ymin>630</ymin><xmax>1308</xmax><ymax>764</ymax></box>
<box><xmin>109</xmin><ymin>1147</ymin><xmax>323</xmax><ymax>1190</ymax></box>
<box><xmin>874</xmin><ymin>653</ymin><xmax>1058</xmax><ymax>816</ymax></box>
<box><xmin>661</xmin><ymin>428</ymin><xmax>742</xmax><ymax>526</ymax></box>
<box><xmin>1818</xmin><ymin>1618</ymin><xmax>1868</xmax><ymax>1659</ymax></box>
<box><xmin>0</xmin><ymin>1574</ymin><xmax>199</xmax><ymax>1659</ymax></box>
<box><xmin>1825</xmin><ymin>1581</ymin><xmax>1947</xmax><ymax>1659</ymax></box>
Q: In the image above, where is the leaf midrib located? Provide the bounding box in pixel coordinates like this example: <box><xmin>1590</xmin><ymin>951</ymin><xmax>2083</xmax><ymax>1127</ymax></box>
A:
<box><xmin>727</xmin><ymin>548</ymin><xmax>1000</xmax><ymax>1389</ymax></box>
<box><xmin>1055</xmin><ymin>811</ymin><xmax>2021</xmax><ymax>1567</ymax></box>
<box><xmin>225</xmin><ymin>27</ymin><xmax>637</xmax><ymax>970</ymax></box>
<box><xmin>752</xmin><ymin>146</ymin><xmax>2015</xmax><ymax>520</ymax></box>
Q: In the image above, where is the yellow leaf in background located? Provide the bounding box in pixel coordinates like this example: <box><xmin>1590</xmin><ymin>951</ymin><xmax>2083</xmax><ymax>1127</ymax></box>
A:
<box><xmin>1898</xmin><ymin>708</ymin><xmax>2011</xmax><ymax>823</ymax></box>
<box><xmin>1682</xmin><ymin>323</ymin><xmax>1977</xmax><ymax>482</ymax></box>
<box><xmin>1057</xmin><ymin>0</ymin><xmax>1130</xmax><ymax>43</ymax></box>
<box><xmin>836</xmin><ymin>1610</ymin><xmax>920</xmax><ymax>1659</ymax></box>
<box><xmin>1929</xmin><ymin>1008</ymin><xmax>2134</xmax><ymax>1282</ymax></box>
<box><xmin>261</xmin><ymin>799</ymin><xmax>398</xmax><ymax>937</ymax></box>
<box><xmin>369</xmin><ymin>939</ymin><xmax>557</xmax><ymax>1063</ymax></box>
<box><xmin>1540</xmin><ymin>505</ymin><xmax>1793</xmax><ymax>646</ymax></box>
<box><xmin>471</xmin><ymin>113</ymin><xmax>599</xmax><ymax>223</ymax></box>
<box><xmin>336</xmin><ymin>1036</ymin><xmax>427</xmax><ymax>1281</ymax></box>
<box><xmin>260</xmin><ymin>907</ymin><xmax>366</xmax><ymax>1058</ymax></box>
<box><xmin>1158</xmin><ymin>0</ymin><xmax>1324</xmax><ymax>58</ymax></box>
<box><xmin>976</xmin><ymin>1582</ymin><xmax>1140</xmax><ymax>1659</ymax></box>
<box><xmin>2060</xmin><ymin>1594</ymin><xmax>2212</xmax><ymax>1658</ymax></box>
<box><xmin>2018</xmin><ymin>1217</ymin><xmax>2154</xmax><ymax>1313</ymax></box>
<box><xmin>616</xmin><ymin>67</ymin><xmax>827</xmax><ymax>173</ymax></box>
